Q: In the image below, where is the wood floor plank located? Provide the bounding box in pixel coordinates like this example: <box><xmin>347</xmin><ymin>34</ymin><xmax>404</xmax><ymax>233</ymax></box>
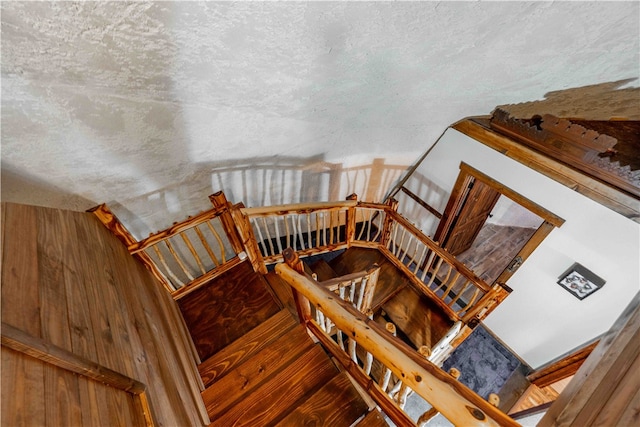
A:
<box><xmin>199</xmin><ymin>309</ymin><xmax>297</xmax><ymax>387</ymax></box>
<box><xmin>275</xmin><ymin>372</ymin><xmax>369</xmax><ymax>427</ymax></box>
<box><xmin>179</xmin><ymin>260</ymin><xmax>282</xmax><ymax>360</ymax></box>
<box><xmin>202</xmin><ymin>324</ymin><xmax>315</xmax><ymax>419</ymax></box>
<box><xmin>210</xmin><ymin>344</ymin><xmax>338</xmax><ymax>427</ymax></box>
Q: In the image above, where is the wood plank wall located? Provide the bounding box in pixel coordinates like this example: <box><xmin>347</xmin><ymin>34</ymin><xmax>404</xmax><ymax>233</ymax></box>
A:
<box><xmin>1</xmin><ymin>203</ymin><xmax>208</xmax><ymax>426</ymax></box>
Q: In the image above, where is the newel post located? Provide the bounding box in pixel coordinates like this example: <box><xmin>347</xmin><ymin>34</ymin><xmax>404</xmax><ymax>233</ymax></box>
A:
<box><xmin>283</xmin><ymin>247</ymin><xmax>312</xmax><ymax>324</ymax></box>
<box><xmin>380</xmin><ymin>197</ymin><xmax>399</xmax><ymax>248</ymax></box>
<box><xmin>345</xmin><ymin>193</ymin><xmax>358</xmax><ymax>246</ymax></box>
<box><xmin>230</xmin><ymin>202</ymin><xmax>268</xmax><ymax>274</ymax></box>
<box><xmin>209</xmin><ymin>191</ymin><xmax>244</xmax><ymax>253</ymax></box>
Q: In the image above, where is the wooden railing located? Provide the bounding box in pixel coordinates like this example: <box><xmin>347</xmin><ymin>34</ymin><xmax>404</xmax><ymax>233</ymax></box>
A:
<box><xmin>238</xmin><ymin>197</ymin><xmax>358</xmax><ymax>264</ymax></box>
<box><xmin>93</xmin><ymin>191</ymin><xmax>510</xmax><ymax>321</ymax></box>
<box><xmin>91</xmin><ymin>192</ymin><xmax>247</xmax><ymax>300</ymax></box>
<box><xmin>238</xmin><ymin>195</ymin><xmax>507</xmax><ymax>325</ymax></box>
<box><xmin>276</xmin><ymin>249</ymin><xmax>519</xmax><ymax>427</ymax></box>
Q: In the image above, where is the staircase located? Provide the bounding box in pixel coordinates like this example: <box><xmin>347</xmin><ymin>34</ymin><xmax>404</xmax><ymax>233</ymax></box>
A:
<box><xmin>178</xmin><ymin>259</ymin><xmax>387</xmax><ymax>426</ymax></box>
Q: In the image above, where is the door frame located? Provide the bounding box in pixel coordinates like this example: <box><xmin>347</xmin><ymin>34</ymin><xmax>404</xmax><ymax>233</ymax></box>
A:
<box><xmin>435</xmin><ymin>162</ymin><xmax>565</xmax><ymax>284</ymax></box>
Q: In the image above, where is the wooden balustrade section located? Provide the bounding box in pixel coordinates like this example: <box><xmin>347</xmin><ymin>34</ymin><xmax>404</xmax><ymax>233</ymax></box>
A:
<box><xmin>275</xmin><ymin>256</ymin><xmax>519</xmax><ymax>427</ymax></box>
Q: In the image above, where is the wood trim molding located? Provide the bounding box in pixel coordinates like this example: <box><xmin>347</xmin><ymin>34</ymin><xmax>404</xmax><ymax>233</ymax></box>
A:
<box><xmin>452</xmin><ymin>119</ymin><xmax>640</xmax><ymax>222</ymax></box>
<box><xmin>527</xmin><ymin>340</ymin><xmax>599</xmax><ymax>388</ymax></box>
<box><xmin>489</xmin><ymin>109</ymin><xmax>640</xmax><ymax>198</ymax></box>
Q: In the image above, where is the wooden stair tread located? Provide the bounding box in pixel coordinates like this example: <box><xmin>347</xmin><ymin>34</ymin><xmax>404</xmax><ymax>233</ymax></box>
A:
<box><xmin>179</xmin><ymin>260</ymin><xmax>282</xmax><ymax>361</ymax></box>
<box><xmin>355</xmin><ymin>409</ymin><xmax>389</xmax><ymax>427</ymax></box>
<box><xmin>202</xmin><ymin>324</ymin><xmax>315</xmax><ymax>419</ymax></box>
<box><xmin>274</xmin><ymin>372</ymin><xmax>369</xmax><ymax>427</ymax></box>
<box><xmin>309</xmin><ymin>259</ymin><xmax>339</xmax><ymax>282</ymax></box>
<box><xmin>209</xmin><ymin>344</ymin><xmax>339</xmax><ymax>427</ymax></box>
<box><xmin>198</xmin><ymin>309</ymin><xmax>297</xmax><ymax>387</ymax></box>
<box><xmin>264</xmin><ymin>272</ymin><xmax>298</xmax><ymax>318</ymax></box>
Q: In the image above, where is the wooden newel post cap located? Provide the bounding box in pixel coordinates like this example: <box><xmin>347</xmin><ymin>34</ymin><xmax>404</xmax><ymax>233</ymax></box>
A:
<box><xmin>418</xmin><ymin>346</ymin><xmax>431</xmax><ymax>358</ymax></box>
<box><xmin>488</xmin><ymin>393</ymin><xmax>500</xmax><ymax>407</ymax></box>
<box><xmin>386</xmin><ymin>322</ymin><xmax>397</xmax><ymax>335</ymax></box>
<box><xmin>448</xmin><ymin>368</ymin><xmax>461</xmax><ymax>380</ymax></box>
<box><xmin>283</xmin><ymin>247</ymin><xmax>297</xmax><ymax>264</ymax></box>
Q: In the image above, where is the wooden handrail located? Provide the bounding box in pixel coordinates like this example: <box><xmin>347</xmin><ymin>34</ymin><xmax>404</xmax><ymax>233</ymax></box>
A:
<box><xmin>275</xmin><ymin>259</ymin><xmax>519</xmax><ymax>427</ymax></box>
<box><xmin>128</xmin><ymin>206</ymin><xmax>227</xmax><ymax>253</ymax></box>
<box><xmin>240</xmin><ymin>200</ymin><xmax>357</xmax><ymax>216</ymax></box>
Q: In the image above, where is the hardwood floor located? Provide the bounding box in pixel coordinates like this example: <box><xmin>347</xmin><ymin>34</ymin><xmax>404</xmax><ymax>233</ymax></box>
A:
<box><xmin>457</xmin><ymin>223</ymin><xmax>537</xmax><ymax>284</ymax></box>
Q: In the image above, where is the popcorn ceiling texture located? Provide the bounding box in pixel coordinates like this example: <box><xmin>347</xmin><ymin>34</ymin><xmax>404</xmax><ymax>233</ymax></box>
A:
<box><xmin>2</xmin><ymin>2</ymin><xmax>639</xmax><ymax>237</ymax></box>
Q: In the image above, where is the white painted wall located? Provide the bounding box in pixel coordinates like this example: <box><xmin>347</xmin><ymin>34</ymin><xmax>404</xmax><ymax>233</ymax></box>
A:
<box><xmin>404</xmin><ymin>128</ymin><xmax>640</xmax><ymax>368</ymax></box>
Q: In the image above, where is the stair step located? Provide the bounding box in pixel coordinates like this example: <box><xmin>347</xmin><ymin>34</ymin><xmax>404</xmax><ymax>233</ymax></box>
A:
<box><xmin>355</xmin><ymin>409</ymin><xmax>390</xmax><ymax>427</ymax></box>
<box><xmin>202</xmin><ymin>324</ymin><xmax>315</xmax><ymax>420</ymax></box>
<box><xmin>274</xmin><ymin>371</ymin><xmax>369</xmax><ymax>427</ymax></box>
<box><xmin>179</xmin><ymin>260</ymin><xmax>282</xmax><ymax>361</ymax></box>
<box><xmin>198</xmin><ymin>309</ymin><xmax>297</xmax><ymax>387</ymax></box>
<box><xmin>309</xmin><ymin>259</ymin><xmax>339</xmax><ymax>282</ymax></box>
<box><xmin>209</xmin><ymin>344</ymin><xmax>339</xmax><ymax>427</ymax></box>
<box><xmin>264</xmin><ymin>272</ymin><xmax>298</xmax><ymax>318</ymax></box>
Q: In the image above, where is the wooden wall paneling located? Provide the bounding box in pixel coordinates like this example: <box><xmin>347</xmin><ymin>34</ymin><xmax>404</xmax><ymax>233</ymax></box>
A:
<box><xmin>1</xmin><ymin>346</ymin><xmax>46</xmax><ymax>426</ymax></box>
<box><xmin>67</xmin><ymin>212</ymin><xmax>113</xmax><ymax>426</ymax></box>
<box><xmin>139</xmin><ymin>260</ymin><xmax>209</xmax><ymax>424</ymax></box>
<box><xmin>73</xmin><ymin>211</ymin><xmax>125</xmax><ymax>375</ymax></box>
<box><xmin>35</xmin><ymin>208</ymin><xmax>84</xmax><ymax>427</ymax></box>
<box><xmin>1</xmin><ymin>203</ymin><xmax>41</xmax><ymax>337</ymax></box>
<box><xmin>102</xmin><ymin>221</ymin><xmax>194</xmax><ymax>427</ymax></box>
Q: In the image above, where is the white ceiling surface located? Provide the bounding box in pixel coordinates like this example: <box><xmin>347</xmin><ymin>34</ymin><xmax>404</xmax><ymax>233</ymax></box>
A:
<box><xmin>2</xmin><ymin>2</ymin><xmax>639</xmax><ymax>237</ymax></box>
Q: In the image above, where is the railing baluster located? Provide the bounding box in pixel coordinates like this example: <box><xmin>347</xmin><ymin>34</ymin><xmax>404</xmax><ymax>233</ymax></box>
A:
<box><xmin>165</xmin><ymin>239</ymin><xmax>194</xmax><ymax>281</ymax></box>
<box><xmin>449</xmin><ymin>280</ymin><xmax>471</xmax><ymax>307</ymax></box>
<box><xmin>414</xmin><ymin>245</ymin><xmax>427</xmax><ymax>275</ymax></box>
<box><xmin>152</xmin><ymin>245</ymin><xmax>182</xmax><ymax>289</ymax></box>
<box><xmin>425</xmin><ymin>258</ymin><xmax>444</xmax><ymax>289</ymax></box>
<box><xmin>329</xmin><ymin>210</ymin><xmax>335</xmax><ymax>244</ymax></box>
<box><xmin>273</xmin><ymin>217</ymin><xmax>283</xmax><ymax>255</ymax></box>
<box><xmin>284</xmin><ymin>214</ymin><xmax>291</xmax><ymax>249</ymax></box>
<box><xmin>337</xmin><ymin>285</ymin><xmax>346</xmax><ymax>351</ymax></box>
<box><xmin>180</xmin><ymin>231</ymin><xmax>206</xmax><ymax>275</ymax></box>
<box><xmin>297</xmin><ymin>214</ymin><xmax>306</xmax><ymax>250</ymax></box>
<box><xmin>420</xmin><ymin>250</ymin><xmax>436</xmax><ymax>281</ymax></box>
<box><xmin>306</xmin><ymin>213</ymin><xmax>312</xmax><ymax>249</ymax></box>
<box><xmin>194</xmin><ymin>225</ymin><xmax>220</xmax><ymax>267</ymax></box>
<box><xmin>252</xmin><ymin>217</ymin><xmax>267</xmax><ymax>256</ymax></box>
<box><xmin>315</xmin><ymin>212</ymin><xmax>321</xmax><ymax>248</ymax></box>
<box><xmin>261</xmin><ymin>216</ymin><xmax>275</xmax><ymax>256</ymax></box>
<box><xmin>457</xmin><ymin>288</ymin><xmax>482</xmax><ymax>315</ymax></box>
<box><xmin>206</xmin><ymin>220</ymin><xmax>227</xmax><ymax>262</ymax></box>
<box><xmin>379</xmin><ymin>322</ymin><xmax>396</xmax><ymax>392</ymax></box>
<box><xmin>442</xmin><ymin>271</ymin><xmax>462</xmax><ymax>300</ymax></box>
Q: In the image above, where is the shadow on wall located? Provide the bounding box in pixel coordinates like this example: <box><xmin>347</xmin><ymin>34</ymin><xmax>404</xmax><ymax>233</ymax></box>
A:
<box><xmin>1</xmin><ymin>165</ymin><xmax>95</xmax><ymax>210</ymax></box>
<box><xmin>107</xmin><ymin>156</ymin><xmax>408</xmax><ymax>240</ymax></box>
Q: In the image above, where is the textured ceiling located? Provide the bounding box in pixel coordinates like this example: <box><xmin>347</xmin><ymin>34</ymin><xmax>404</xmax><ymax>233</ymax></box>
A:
<box><xmin>2</xmin><ymin>2</ymin><xmax>639</xmax><ymax>236</ymax></box>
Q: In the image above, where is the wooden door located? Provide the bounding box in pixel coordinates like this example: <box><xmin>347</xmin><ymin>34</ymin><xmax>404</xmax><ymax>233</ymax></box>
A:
<box><xmin>435</xmin><ymin>163</ymin><xmax>564</xmax><ymax>285</ymax></box>
<box><xmin>441</xmin><ymin>178</ymin><xmax>501</xmax><ymax>256</ymax></box>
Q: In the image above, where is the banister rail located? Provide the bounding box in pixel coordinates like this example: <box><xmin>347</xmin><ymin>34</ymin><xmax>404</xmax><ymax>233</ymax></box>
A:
<box><xmin>275</xmin><ymin>250</ymin><xmax>519</xmax><ymax>427</ymax></box>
